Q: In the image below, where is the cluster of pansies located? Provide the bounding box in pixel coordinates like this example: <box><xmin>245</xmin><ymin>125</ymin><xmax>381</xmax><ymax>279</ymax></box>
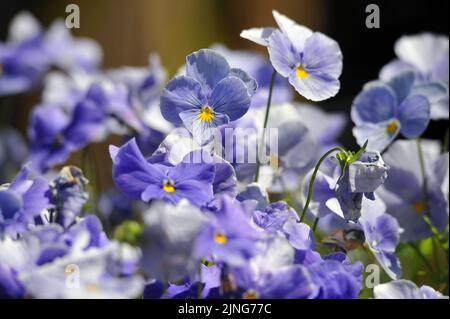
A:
<box><xmin>0</xmin><ymin>10</ymin><xmax>448</xmax><ymax>299</ymax></box>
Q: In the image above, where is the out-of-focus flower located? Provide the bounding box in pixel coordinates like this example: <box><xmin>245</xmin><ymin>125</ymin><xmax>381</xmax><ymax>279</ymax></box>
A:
<box><xmin>0</xmin><ymin>127</ymin><xmax>27</xmax><ymax>184</ymax></box>
<box><xmin>374</xmin><ymin>280</ymin><xmax>448</xmax><ymax>299</ymax></box>
<box><xmin>241</xmin><ymin>10</ymin><xmax>342</xmax><ymax>101</ymax></box>
<box><xmin>141</xmin><ymin>200</ymin><xmax>206</xmax><ymax>281</ymax></box>
<box><xmin>307</xmin><ymin>252</ymin><xmax>363</xmax><ymax>299</ymax></box>
<box><xmin>0</xmin><ymin>166</ymin><xmax>50</xmax><ymax>237</ymax></box>
<box><xmin>98</xmin><ymin>189</ymin><xmax>134</xmax><ymax>228</ymax></box>
<box><xmin>28</xmin><ymin>99</ymin><xmax>105</xmax><ymax>173</ymax></box>
<box><xmin>380</xmin><ymin>33</ymin><xmax>449</xmax><ymax>120</ymax></box>
<box><xmin>43</xmin><ymin>19</ymin><xmax>102</xmax><ymax>73</ymax></box>
<box><xmin>352</xmin><ymin>71</ymin><xmax>432</xmax><ymax>152</ymax></box>
<box><xmin>160</xmin><ymin>49</ymin><xmax>255</xmax><ymax>144</ymax></box>
<box><xmin>111</xmin><ymin>138</ymin><xmax>215</xmax><ymax>207</ymax></box>
<box><xmin>0</xmin><ymin>11</ymin><xmax>103</xmax><ymax>96</ymax></box>
<box><xmin>166</xmin><ymin>264</ymin><xmax>221</xmax><ymax>299</ymax></box>
<box><xmin>359</xmin><ymin>198</ymin><xmax>402</xmax><ymax>280</ymax></box>
<box><xmin>0</xmin><ymin>12</ymin><xmax>50</xmax><ymax>96</ymax></box>
<box><xmin>229</xmin><ymin>236</ymin><xmax>313</xmax><ymax>299</ymax></box>
<box><xmin>20</xmin><ymin>241</ymin><xmax>143</xmax><ymax>299</ymax></box>
<box><xmin>377</xmin><ymin>140</ymin><xmax>449</xmax><ymax>241</ymax></box>
<box><xmin>196</xmin><ymin>196</ymin><xmax>262</xmax><ymax>266</ymax></box>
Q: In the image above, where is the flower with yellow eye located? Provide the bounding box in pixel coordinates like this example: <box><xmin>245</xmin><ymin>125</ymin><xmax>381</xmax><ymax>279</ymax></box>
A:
<box><xmin>241</xmin><ymin>10</ymin><xmax>343</xmax><ymax>102</ymax></box>
<box><xmin>111</xmin><ymin>138</ymin><xmax>216</xmax><ymax>208</ymax></box>
<box><xmin>161</xmin><ymin>49</ymin><xmax>256</xmax><ymax>145</ymax></box>
<box><xmin>352</xmin><ymin>71</ymin><xmax>434</xmax><ymax>152</ymax></box>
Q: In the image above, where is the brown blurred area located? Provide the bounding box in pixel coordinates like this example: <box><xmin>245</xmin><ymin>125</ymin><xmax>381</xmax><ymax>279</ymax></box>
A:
<box><xmin>39</xmin><ymin>0</ymin><xmax>325</xmax><ymax>71</ymax></box>
<box><xmin>2</xmin><ymin>0</ymin><xmax>325</xmax><ymax>191</ymax></box>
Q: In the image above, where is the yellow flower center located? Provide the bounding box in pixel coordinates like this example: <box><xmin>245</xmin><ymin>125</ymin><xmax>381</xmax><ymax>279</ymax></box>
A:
<box><xmin>214</xmin><ymin>232</ymin><xmax>227</xmax><ymax>244</ymax></box>
<box><xmin>0</xmin><ymin>63</ymin><xmax>3</xmax><ymax>76</ymax></box>
<box><xmin>413</xmin><ymin>201</ymin><xmax>426</xmax><ymax>215</ymax></box>
<box><xmin>296</xmin><ymin>65</ymin><xmax>309</xmax><ymax>79</ymax></box>
<box><xmin>162</xmin><ymin>180</ymin><xmax>176</xmax><ymax>193</ymax></box>
<box><xmin>385</xmin><ymin>120</ymin><xmax>399</xmax><ymax>135</ymax></box>
<box><xmin>243</xmin><ymin>290</ymin><xmax>259</xmax><ymax>299</ymax></box>
<box><xmin>198</xmin><ymin>105</ymin><xmax>214</xmax><ymax>123</ymax></box>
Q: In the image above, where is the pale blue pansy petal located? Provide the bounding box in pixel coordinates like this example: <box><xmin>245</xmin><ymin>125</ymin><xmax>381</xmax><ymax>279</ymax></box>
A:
<box><xmin>272</xmin><ymin>10</ymin><xmax>313</xmax><ymax>52</ymax></box>
<box><xmin>373</xmin><ymin>251</ymin><xmax>402</xmax><ymax>280</ymax></box>
<box><xmin>228</xmin><ymin>68</ymin><xmax>257</xmax><ymax>96</ymax></box>
<box><xmin>431</xmin><ymin>48</ymin><xmax>449</xmax><ymax>83</ymax></box>
<box><xmin>351</xmin><ymin>85</ymin><xmax>397</xmax><ymax>125</ymax></box>
<box><xmin>398</xmin><ymin>94</ymin><xmax>430</xmax><ymax>138</ymax></box>
<box><xmin>111</xmin><ymin>138</ymin><xmax>166</xmax><ymax>200</ymax></box>
<box><xmin>420</xmin><ymin>286</ymin><xmax>449</xmax><ymax>299</ymax></box>
<box><xmin>240</xmin><ymin>27</ymin><xmax>276</xmax><ymax>47</ymax></box>
<box><xmin>160</xmin><ymin>75</ymin><xmax>207</xmax><ymax>125</ymax></box>
<box><xmin>394</xmin><ymin>33</ymin><xmax>449</xmax><ymax>74</ymax></box>
<box><xmin>267</xmin><ymin>29</ymin><xmax>298</xmax><ymax>77</ymax></box>
<box><xmin>386</xmin><ymin>71</ymin><xmax>415</xmax><ymax>103</ymax></box>
<box><xmin>380</xmin><ymin>59</ymin><xmax>419</xmax><ymax>81</ymax></box>
<box><xmin>411</xmin><ymin>82</ymin><xmax>449</xmax><ymax>120</ymax></box>
<box><xmin>209</xmin><ymin>76</ymin><xmax>251</xmax><ymax>121</ymax></box>
<box><xmin>352</xmin><ymin>119</ymin><xmax>400</xmax><ymax>152</ymax></box>
<box><xmin>302</xmin><ymin>32</ymin><xmax>343</xmax><ymax>79</ymax></box>
<box><xmin>288</xmin><ymin>69</ymin><xmax>340</xmax><ymax>102</ymax></box>
<box><xmin>374</xmin><ymin>280</ymin><xmax>422</xmax><ymax>299</ymax></box>
<box><xmin>185</xmin><ymin>49</ymin><xmax>230</xmax><ymax>94</ymax></box>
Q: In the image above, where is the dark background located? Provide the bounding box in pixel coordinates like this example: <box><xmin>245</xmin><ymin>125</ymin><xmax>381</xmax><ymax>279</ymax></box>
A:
<box><xmin>1</xmin><ymin>0</ymin><xmax>448</xmax><ymax>187</ymax></box>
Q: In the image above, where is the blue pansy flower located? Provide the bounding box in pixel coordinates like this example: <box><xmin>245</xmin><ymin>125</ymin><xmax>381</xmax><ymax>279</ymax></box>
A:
<box><xmin>0</xmin><ymin>166</ymin><xmax>50</xmax><ymax>237</ymax></box>
<box><xmin>160</xmin><ymin>49</ymin><xmax>256</xmax><ymax>144</ymax></box>
<box><xmin>195</xmin><ymin>196</ymin><xmax>262</xmax><ymax>266</ymax></box>
<box><xmin>380</xmin><ymin>33</ymin><xmax>449</xmax><ymax>120</ymax></box>
<box><xmin>110</xmin><ymin>138</ymin><xmax>215</xmax><ymax>207</ymax></box>
<box><xmin>151</xmin><ymin>133</ymin><xmax>238</xmax><ymax>200</ymax></box>
<box><xmin>28</xmin><ymin>98</ymin><xmax>105</xmax><ymax>173</ymax></box>
<box><xmin>229</xmin><ymin>236</ymin><xmax>313</xmax><ymax>299</ymax></box>
<box><xmin>377</xmin><ymin>140</ymin><xmax>449</xmax><ymax>242</ymax></box>
<box><xmin>0</xmin><ymin>12</ymin><xmax>50</xmax><ymax>96</ymax></box>
<box><xmin>241</xmin><ymin>10</ymin><xmax>343</xmax><ymax>101</ymax></box>
<box><xmin>352</xmin><ymin>71</ymin><xmax>431</xmax><ymax>152</ymax></box>
<box><xmin>359</xmin><ymin>198</ymin><xmax>402</xmax><ymax>280</ymax></box>
<box><xmin>374</xmin><ymin>280</ymin><xmax>448</xmax><ymax>299</ymax></box>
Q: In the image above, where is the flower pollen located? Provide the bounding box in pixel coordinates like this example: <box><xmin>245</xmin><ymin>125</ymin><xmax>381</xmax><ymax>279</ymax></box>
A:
<box><xmin>296</xmin><ymin>65</ymin><xmax>309</xmax><ymax>79</ymax></box>
<box><xmin>198</xmin><ymin>105</ymin><xmax>214</xmax><ymax>123</ymax></box>
<box><xmin>214</xmin><ymin>232</ymin><xmax>228</xmax><ymax>244</ymax></box>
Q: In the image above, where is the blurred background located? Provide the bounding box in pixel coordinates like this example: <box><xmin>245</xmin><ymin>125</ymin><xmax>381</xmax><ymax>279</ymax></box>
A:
<box><xmin>1</xmin><ymin>0</ymin><xmax>449</xmax><ymax>189</ymax></box>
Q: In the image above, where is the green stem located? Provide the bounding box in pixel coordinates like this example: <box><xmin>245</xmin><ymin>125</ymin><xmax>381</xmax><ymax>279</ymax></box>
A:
<box><xmin>300</xmin><ymin>146</ymin><xmax>345</xmax><ymax>222</ymax></box>
<box><xmin>409</xmin><ymin>242</ymin><xmax>436</xmax><ymax>278</ymax></box>
<box><xmin>312</xmin><ymin>216</ymin><xmax>320</xmax><ymax>232</ymax></box>
<box><xmin>254</xmin><ymin>69</ymin><xmax>277</xmax><ymax>183</ymax></box>
<box><xmin>416</xmin><ymin>138</ymin><xmax>429</xmax><ymax>204</ymax></box>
